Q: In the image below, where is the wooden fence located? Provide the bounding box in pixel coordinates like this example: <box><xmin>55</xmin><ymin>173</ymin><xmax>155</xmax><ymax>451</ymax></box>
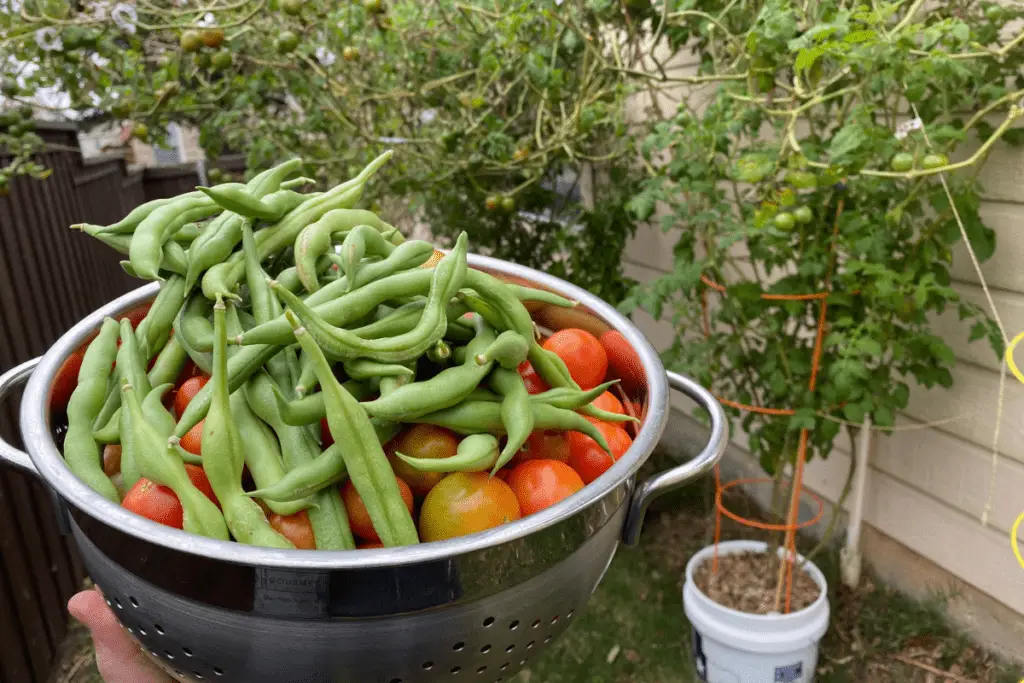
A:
<box><xmin>0</xmin><ymin>123</ymin><xmax>244</xmax><ymax>683</ymax></box>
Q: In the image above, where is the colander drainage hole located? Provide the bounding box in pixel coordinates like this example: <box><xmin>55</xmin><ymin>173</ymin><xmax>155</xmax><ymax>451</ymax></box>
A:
<box><xmin>504</xmin><ymin>645</ymin><xmax>514</xmax><ymax>654</ymax></box>
<box><xmin>114</xmin><ymin>598</ymin><xmax>122</xmax><ymax>609</ymax></box>
<box><xmin>450</xmin><ymin>665</ymin><xmax>461</xmax><ymax>674</ymax></box>
<box><xmin>526</xmin><ymin>641</ymin><xmax>534</xmax><ymax>650</ymax></box>
<box><xmin>149</xmin><ymin>650</ymin><xmax>159</xmax><ymax>658</ymax></box>
<box><xmin>500</xmin><ymin>663</ymin><xmax>508</xmax><ymax>671</ymax></box>
<box><xmin>544</xmin><ymin>636</ymin><xmax>552</xmax><ymax>644</ymax></box>
<box><xmin>422</xmin><ymin>661</ymin><xmax>434</xmax><ymax>670</ymax></box>
<box><xmin>154</xmin><ymin>624</ymin><xmax>165</xmax><ymax>635</ymax></box>
<box><xmin>164</xmin><ymin>651</ymin><xmax>175</xmax><ymax>660</ymax></box>
<box><xmin>138</xmin><ymin>626</ymin><xmax>147</xmax><ymax>636</ymax></box>
<box><xmin>566</xmin><ymin>610</ymin><xmax>574</xmax><ymax>619</ymax></box>
<box><xmin>213</xmin><ymin>667</ymin><xmax>224</xmax><ymax>676</ymax></box>
<box><xmin>550</xmin><ymin>615</ymin><xmax>559</xmax><ymax>625</ymax></box>
<box><xmin>130</xmin><ymin>596</ymin><xmax>139</xmax><ymax>608</ymax></box>
<box><xmin>453</xmin><ymin>641</ymin><xmax>465</xmax><ymax>651</ymax></box>
<box><xmin>182</xmin><ymin>647</ymin><xmax>193</xmax><ymax>657</ymax></box>
<box><xmin>193</xmin><ymin>673</ymin><xmax>204</xmax><ymax>680</ymax></box>
<box><xmin>476</xmin><ymin>665</ymin><xmax>486</xmax><ymax>674</ymax></box>
<box><xmin>508</xmin><ymin>620</ymin><xmax>519</xmax><ymax>631</ymax></box>
<box><xmin>175</xmin><ymin>670</ymin><xmax>184</xmax><ymax>678</ymax></box>
<box><xmin>480</xmin><ymin>645</ymin><xmax>491</xmax><ymax>654</ymax></box>
<box><xmin>483</xmin><ymin>616</ymin><xmax>495</xmax><ymax>627</ymax></box>
<box><xmin>531</xmin><ymin>619</ymin><xmax>540</xmax><ymax>629</ymax></box>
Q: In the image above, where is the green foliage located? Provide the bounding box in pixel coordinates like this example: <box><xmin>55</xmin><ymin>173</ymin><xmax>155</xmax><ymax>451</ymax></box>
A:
<box><xmin>623</xmin><ymin>0</ymin><xmax>1022</xmax><ymax>471</ymax></box>
<box><xmin>0</xmin><ymin>0</ymin><xmax>650</xmax><ymax>301</ymax></box>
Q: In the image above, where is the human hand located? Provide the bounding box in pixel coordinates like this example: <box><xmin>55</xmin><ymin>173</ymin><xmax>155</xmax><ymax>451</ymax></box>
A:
<box><xmin>68</xmin><ymin>587</ymin><xmax>174</xmax><ymax>683</ymax></box>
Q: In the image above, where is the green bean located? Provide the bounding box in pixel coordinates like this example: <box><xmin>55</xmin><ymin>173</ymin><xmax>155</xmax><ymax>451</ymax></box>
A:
<box><xmin>63</xmin><ymin>318</ymin><xmax>121</xmax><ymax>502</ymax></box>
<box><xmin>475</xmin><ymin>330</ymin><xmax>529</xmax><ymax>369</ymax></box>
<box><xmin>245</xmin><ymin>443</ymin><xmax>348</xmax><ymax>503</ymax></box>
<box><xmin>396</xmin><ymin>433</ymin><xmax>499</xmax><ymax>473</ymax></box>
<box><xmin>71</xmin><ymin>193</ymin><xmax>202</xmax><ymax>235</ymax></box>
<box><xmin>177</xmin><ymin>291</ymin><xmax>214</xmax><ymax>352</ymax></box>
<box><xmin>270</xmin><ymin>233</ymin><xmax>468</xmax><ymax>363</ymax></box>
<box><xmin>198</xmin><ymin>185</ymin><xmax>281</xmax><ymax>220</ymax></box>
<box><xmin>113</xmin><ymin>317</ymin><xmax>153</xmax><ymax>487</ymax></box>
<box><xmin>488</xmin><ymin>366</ymin><xmax>533</xmax><ymax>472</ymax></box>
<box><xmin>242</xmin><ymin>223</ymin><xmax>297</xmax><ymax>391</ymax></box>
<box><xmin>90</xmin><ymin>228</ymin><xmax>189</xmax><ymax>276</ymax></box>
<box><xmin>286</xmin><ymin>309</ymin><xmax>418</xmax><ymax>547</ymax></box>
<box><xmin>200</xmin><ymin>299</ymin><xmax>293</xmax><ymax>549</ymax></box>
<box><xmin>135</xmin><ymin>275</ymin><xmax>186</xmax><ymax>361</ymax></box>
<box><xmin>280</xmin><ymin>176</ymin><xmax>315</xmax><ymax>190</ymax></box>
<box><xmin>129</xmin><ymin>195</ymin><xmax>221</xmax><ymax>281</ymax></box>
<box><xmin>410</xmin><ymin>401</ymin><xmax>613</xmax><ymax>453</ymax></box>
<box><xmin>530</xmin><ymin>381</ymin><xmax>618</xmax><ymax>410</ymax></box>
<box><xmin>510</xmin><ymin>285</ymin><xmax>578</xmax><ymax>308</ymax></box>
<box><xmin>269</xmin><ymin>379</ymin><xmax>373</xmax><ymax>426</ymax></box>
<box><xmin>121</xmin><ymin>381</ymin><xmax>231</xmax><ymax>539</ymax></box>
<box><xmin>235</xmin><ymin>249</ymin><xmax>436</xmax><ymax>346</ymax></box>
<box><xmin>229</xmin><ymin>390</ymin><xmax>312</xmax><ymax>516</ymax></box>
<box><xmin>464</xmin><ymin>269</ymin><xmax>536</xmax><ymax>340</ymax></box>
<box><xmin>295</xmin><ymin>350</ymin><xmax>318</xmax><ymax>397</ymax></box>
<box><xmin>171</xmin><ymin>222</ymin><xmax>201</xmax><ymax>244</ymax></box>
<box><xmin>343</xmin><ymin>359</ymin><xmax>414</xmax><ymax>380</ymax></box>
<box><xmin>296</xmin><ymin>211</ymin><xmax>401</xmax><ymax>292</ymax></box>
<box><xmin>142</xmin><ymin>383</ymin><xmax>177</xmax><ymax>437</ymax></box>
<box><xmin>244</xmin><ymin>371</ymin><xmax>355</xmax><ymax>550</ymax></box>
<box><xmin>425</xmin><ymin>339</ymin><xmax>452</xmax><ymax>365</ymax></box>
<box><xmin>200</xmin><ymin>151</ymin><xmax>394</xmax><ymax>300</ymax></box>
<box><xmin>359</xmin><ymin>316</ymin><xmax>495</xmax><ymax>421</ymax></box>
<box><xmin>248</xmin><ymin>158</ymin><xmax>304</xmax><ymax>194</ymax></box>
<box><xmin>336</xmin><ymin>222</ymin><xmax>400</xmax><ymax>292</ymax></box>
<box><xmin>525</xmin><ymin>342</ymin><xmax>632</xmax><ymax>422</ymax></box>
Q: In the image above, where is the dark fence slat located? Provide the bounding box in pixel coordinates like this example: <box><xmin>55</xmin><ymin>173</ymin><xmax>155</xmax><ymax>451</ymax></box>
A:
<box><xmin>0</xmin><ymin>561</ymin><xmax>33</xmax><ymax>683</ymax></box>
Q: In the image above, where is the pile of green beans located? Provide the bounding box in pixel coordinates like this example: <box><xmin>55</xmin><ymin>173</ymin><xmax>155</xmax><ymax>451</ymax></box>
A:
<box><xmin>62</xmin><ymin>151</ymin><xmax>635</xmax><ymax>551</ymax></box>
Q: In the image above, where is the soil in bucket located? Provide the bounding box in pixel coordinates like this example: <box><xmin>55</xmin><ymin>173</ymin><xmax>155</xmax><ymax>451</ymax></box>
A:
<box><xmin>693</xmin><ymin>550</ymin><xmax>820</xmax><ymax>614</ymax></box>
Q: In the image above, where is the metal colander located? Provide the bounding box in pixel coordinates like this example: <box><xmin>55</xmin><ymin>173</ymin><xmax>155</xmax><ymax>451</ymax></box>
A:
<box><xmin>0</xmin><ymin>253</ymin><xmax>727</xmax><ymax>683</ymax></box>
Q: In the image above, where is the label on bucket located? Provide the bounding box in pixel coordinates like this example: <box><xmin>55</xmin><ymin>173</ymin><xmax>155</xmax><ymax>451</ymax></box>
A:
<box><xmin>774</xmin><ymin>662</ymin><xmax>803</xmax><ymax>682</ymax></box>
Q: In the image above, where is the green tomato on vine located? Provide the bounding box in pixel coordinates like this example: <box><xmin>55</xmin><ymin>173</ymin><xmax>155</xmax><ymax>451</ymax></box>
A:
<box><xmin>281</xmin><ymin>0</ymin><xmax>304</xmax><ymax>15</ymax></box>
<box><xmin>500</xmin><ymin>196</ymin><xmax>516</xmax><ymax>212</ymax></box>
<box><xmin>180</xmin><ymin>30</ymin><xmax>203</xmax><ymax>53</ymax></box>
<box><xmin>890</xmin><ymin>152</ymin><xmax>914</xmax><ymax>172</ymax></box>
<box><xmin>773</xmin><ymin>212</ymin><xmax>795</xmax><ymax>231</ymax></box>
<box><xmin>484</xmin><ymin>195</ymin><xmax>499</xmax><ymax>211</ymax></box>
<box><xmin>276</xmin><ymin>31</ymin><xmax>300</xmax><ymax>53</ymax></box>
<box><xmin>922</xmin><ymin>153</ymin><xmax>948</xmax><ymax>170</ymax></box>
<box><xmin>785</xmin><ymin>170</ymin><xmax>817</xmax><ymax>189</ymax></box>
<box><xmin>793</xmin><ymin>206</ymin><xmax>813</xmax><ymax>224</ymax></box>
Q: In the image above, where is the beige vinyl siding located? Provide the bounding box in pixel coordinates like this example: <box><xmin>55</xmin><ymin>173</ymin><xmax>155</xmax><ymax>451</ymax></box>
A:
<box><xmin>622</xmin><ymin>63</ymin><xmax>1024</xmax><ymax>615</ymax></box>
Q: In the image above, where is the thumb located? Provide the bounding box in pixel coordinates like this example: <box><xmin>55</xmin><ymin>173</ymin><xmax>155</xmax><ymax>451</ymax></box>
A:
<box><xmin>68</xmin><ymin>588</ymin><xmax>174</xmax><ymax>683</ymax></box>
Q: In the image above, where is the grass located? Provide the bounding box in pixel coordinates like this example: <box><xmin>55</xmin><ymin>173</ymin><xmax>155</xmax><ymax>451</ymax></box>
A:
<box><xmin>52</xmin><ymin>453</ymin><xmax>1022</xmax><ymax>683</ymax></box>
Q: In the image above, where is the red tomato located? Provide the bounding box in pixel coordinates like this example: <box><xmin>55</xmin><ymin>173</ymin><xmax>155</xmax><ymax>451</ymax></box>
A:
<box><xmin>102</xmin><ymin>444</ymin><xmax>122</xmax><ymax>477</ymax></box>
<box><xmin>358</xmin><ymin>541</ymin><xmax>385</xmax><ymax>549</ymax></box>
<box><xmin>50</xmin><ymin>348</ymin><xmax>85</xmax><ymax>412</ymax></box>
<box><xmin>122</xmin><ymin>478</ymin><xmax>183</xmax><ymax>529</ymax></box>
<box><xmin>388</xmin><ymin>425</ymin><xmax>460</xmax><ymax>497</ymax></box>
<box><xmin>512</xmin><ymin>430</ymin><xmax>570</xmax><ymax>466</ymax></box>
<box><xmin>599</xmin><ymin>330</ymin><xmax>645</xmax><ymax>394</ymax></box>
<box><xmin>320</xmin><ymin>417</ymin><xmax>333</xmax><ymax>447</ymax></box>
<box><xmin>517</xmin><ymin>361</ymin><xmax>549</xmax><ymax>395</ymax></box>
<box><xmin>121</xmin><ymin>303</ymin><xmax>152</xmax><ymax>329</ymax></box>
<box><xmin>270</xmin><ymin>510</ymin><xmax>316</xmax><ymax>550</ymax></box>
<box><xmin>507</xmin><ymin>460</ymin><xmax>584</xmax><ymax>516</ymax></box>
<box><xmin>592</xmin><ymin>391</ymin><xmax>624</xmax><ymax>415</ymax></box>
<box><xmin>542</xmin><ymin>329</ymin><xmax>608</xmax><ymax>391</ymax></box>
<box><xmin>419</xmin><ymin>472</ymin><xmax>521</xmax><ymax>542</ymax></box>
<box><xmin>179</xmin><ymin>420</ymin><xmax>204</xmax><ymax>455</ymax></box>
<box><xmin>568</xmin><ymin>421</ymin><xmax>633</xmax><ymax>484</ymax></box>
<box><xmin>494</xmin><ymin>468</ymin><xmax>512</xmax><ymax>483</ymax></box>
<box><xmin>173</xmin><ymin>376</ymin><xmax>209</xmax><ymax>418</ymax></box>
<box><xmin>185</xmin><ymin>464</ymin><xmax>218</xmax><ymax>506</ymax></box>
<box><xmin>341</xmin><ymin>477</ymin><xmax>414</xmax><ymax>542</ymax></box>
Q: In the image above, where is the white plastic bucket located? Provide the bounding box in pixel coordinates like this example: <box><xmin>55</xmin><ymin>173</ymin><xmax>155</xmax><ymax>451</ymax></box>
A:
<box><xmin>683</xmin><ymin>540</ymin><xmax>830</xmax><ymax>683</ymax></box>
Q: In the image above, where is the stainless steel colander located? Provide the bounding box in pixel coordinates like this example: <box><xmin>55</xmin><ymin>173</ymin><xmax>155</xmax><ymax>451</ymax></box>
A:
<box><xmin>0</xmin><ymin>253</ymin><xmax>727</xmax><ymax>683</ymax></box>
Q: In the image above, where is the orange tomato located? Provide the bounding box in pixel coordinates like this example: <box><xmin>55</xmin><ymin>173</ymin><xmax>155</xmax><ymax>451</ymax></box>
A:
<box><xmin>185</xmin><ymin>463</ymin><xmax>218</xmax><ymax>506</ymax></box>
<box><xmin>517</xmin><ymin>361</ymin><xmax>549</xmax><ymax>395</ymax></box>
<box><xmin>591</xmin><ymin>391</ymin><xmax>624</xmax><ymax>415</ymax></box>
<box><xmin>567</xmin><ymin>421</ymin><xmax>633</xmax><ymax>484</ymax></box>
<box><xmin>122</xmin><ymin>478</ymin><xmax>183</xmax><ymax>529</ymax></box>
<box><xmin>50</xmin><ymin>347</ymin><xmax>85</xmax><ymax>412</ymax></box>
<box><xmin>341</xmin><ymin>477</ymin><xmax>414</xmax><ymax>542</ymax></box>
<box><xmin>102</xmin><ymin>444</ymin><xmax>122</xmax><ymax>477</ymax></box>
<box><xmin>270</xmin><ymin>510</ymin><xmax>316</xmax><ymax>550</ymax></box>
<box><xmin>388</xmin><ymin>425</ymin><xmax>460</xmax><ymax>497</ymax></box>
<box><xmin>179</xmin><ymin>420</ymin><xmax>204</xmax><ymax>455</ymax></box>
<box><xmin>173</xmin><ymin>376</ymin><xmax>209</xmax><ymax>418</ymax></box>
<box><xmin>512</xmin><ymin>430</ymin><xmax>569</xmax><ymax>466</ymax></box>
<box><xmin>507</xmin><ymin>460</ymin><xmax>584</xmax><ymax>516</ymax></box>
<box><xmin>419</xmin><ymin>472</ymin><xmax>521</xmax><ymax>542</ymax></box>
<box><xmin>599</xmin><ymin>330</ymin><xmax>645</xmax><ymax>395</ymax></box>
<box><xmin>542</xmin><ymin>329</ymin><xmax>608</xmax><ymax>391</ymax></box>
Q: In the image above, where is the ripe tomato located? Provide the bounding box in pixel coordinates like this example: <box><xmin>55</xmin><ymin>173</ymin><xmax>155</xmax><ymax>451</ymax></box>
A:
<box><xmin>121</xmin><ymin>303</ymin><xmax>151</xmax><ymax>330</ymax></box>
<box><xmin>200</xmin><ymin>28</ymin><xmax>225</xmax><ymax>48</ymax></box>
<box><xmin>185</xmin><ymin>464</ymin><xmax>218</xmax><ymax>506</ymax></box>
<box><xmin>173</xmin><ymin>376</ymin><xmax>209</xmax><ymax>418</ymax></box>
<box><xmin>50</xmin><ymin>348</ymin><xmax>85</xmax><ymax>411</ymax></box>
<box><xmin>568</xmin><ymin>422</ymin><xmax>633</xmax><ymax>484</ymax></box>
<box><xmin>358</xmin><ymin>541</ymin><xmax>384</xmax><ymax>549</ymax></box>
<box><xmin>507</xmin><ymin>460</ymin><xmax>584</xmax><ymax>516</ymax></box>
<box><xmin>179</xmin><ymin>420</ymin><xmax>204</xmax><ymax>455</ymax></box>
<box><xmin>122</xmin><ymin>479</ymin><xmax>183</xmax><ymax>529</ymax></box>
<box><xmin>517</xmin><ymin>361</ymin><xmax>549</xmax><ymax>395</ymax></box>
<box><xmin>512</xmin><ymin>430</ymin><xmax>569</xmax><ymax>466</ymax></box>
<box><xmin>542</xmin><ymin>329</ymin><xmax>608</xmax><ymax>391</ymax></box>
<box><xmin>341</xmin><ymin>477</ymin><xmax>414</xmax><ymax>542</ymax></box>
<box><xmin>320</xmin><ymin>417</ymin><xmax>333</xmax><ymax>447</ymax></box>
<box><xmin>269</xmin><ymin>510</ymin><xmax>316</xmax><ymax>550</ymax></box>
<box><xmin>599</xmin><ymin>330</ymin><xmax>645</xmax><ymax>395</ymax></box>
<box><xmin>387</xmin><ymin>425</ymin><xmax>459</xmax><ymax>497</ymax></box>
<box><xmin>102</xmin><ymin>444</ymin><xmax>122</xmax><ymax>477</ymax></box>
<box><xmin>591</xmin><ymin>391</ymin><xmax>624</xmax><ymax>416</ymax></box>
<box><xmin>419</xmin><ymin>472</ymin><xmax>521</xmax><ymax>542</ymax></box>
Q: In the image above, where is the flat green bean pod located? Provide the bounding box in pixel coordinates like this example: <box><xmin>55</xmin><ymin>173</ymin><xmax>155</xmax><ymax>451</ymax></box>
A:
<box><xmin>509</xmin><ymin>285</ymin><xmax>578</xmax><ymax>308</ymax></box>
<box><xmin>489</xmin><ymin>366</ymin><xmax>533</xmax><ymax>472</ymax></box>
<box><xmin>343</xmin><ymin>359</ymin><xmax>414</xmax><ymax>381</ymax></box>
<box><xmin>129</xmin><ymin>195</ymin><xmax>221</xmax><ymax>281</ymax></box>
<box><xmin>71</xmin><ymin>193</ymin><xmax>202</xmax><ymax>235</ymax></box>
<box><xmin>296</xmin><ymin>210</ymin><xmax>401</xmax><ymax>292</ymax></box>
<box><xmin>475</xmin><ymin>330</ymin><xmax>530</xmax><ymax>369</ymax></box>
<box><xmin>135</xmin><ymin>274</ymin><xmax>186</xmax><ymax>360</ymax></box>
<box><xmin>396</xmin><ymin>433</ymin><xmax>499</xmax><ymax>473</ymax></box>
<box><xmin>337</xmin><ymin>222</ymin><xmax>400</xmax><ymax>292</ymax></box>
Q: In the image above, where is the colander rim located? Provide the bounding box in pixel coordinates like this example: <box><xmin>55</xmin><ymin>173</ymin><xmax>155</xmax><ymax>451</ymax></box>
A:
<box><xmin>20</xmin><ymin>252</ymin><xmax>670</xmax><ymax>569</ymax></box>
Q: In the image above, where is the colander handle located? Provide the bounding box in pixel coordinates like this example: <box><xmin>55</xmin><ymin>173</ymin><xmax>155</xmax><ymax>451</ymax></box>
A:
<box><xmin>621</xmin><ymin>370</ymin><xmax>728</xmax><ymax>546</ymax></box>
<box><xmin>0</xmin><ymin>357</ymin><xmax>41</xmax><ymax>477</ymax></box>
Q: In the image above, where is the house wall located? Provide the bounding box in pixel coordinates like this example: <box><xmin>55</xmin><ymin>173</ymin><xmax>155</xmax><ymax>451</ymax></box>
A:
<box><xmin>621</xmin><ymin>42</ymin><xmax>1024</xmax><ymax>637</ymax></box>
